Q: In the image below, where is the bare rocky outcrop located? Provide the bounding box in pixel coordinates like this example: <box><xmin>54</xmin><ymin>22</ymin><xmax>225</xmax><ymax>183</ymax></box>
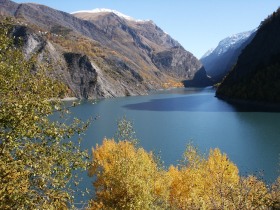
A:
<box><xmin>12</xmin><ymin>25</ymin><xmax>146</xmax><ymax>99</ymax></box>
<box><xmin>150</xmin><ymin>47</ymin><xmax>203</xmax><ymax>79</ymax></box>
<box><xmin>1</xmin><ymin>0</ymin><xmax>212</xmax><ymax>99</ymax></box>
<box><xmin>63</xmin><ymin>53</ymin><xmax>98</xmax><ymax>98</ymax></box>
<box><xmin>79</xmin><ymin>11</ymin><xmax>208</xmax><ymax>82</ymax></box>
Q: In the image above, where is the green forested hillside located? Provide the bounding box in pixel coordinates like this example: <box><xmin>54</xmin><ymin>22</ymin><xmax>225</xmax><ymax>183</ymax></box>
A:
<box><xmin>216</xmin><ymin>7</ymin><xmax>280</xmax><ymax>103</ymax></box>
<box><xmin>217</xmin><ymin>52</ymin><xmax>280</xmax><ymax>102</ymax></box>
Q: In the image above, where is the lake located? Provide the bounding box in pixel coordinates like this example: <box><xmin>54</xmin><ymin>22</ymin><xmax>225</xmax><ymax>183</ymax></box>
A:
<box><xmin>59</xmin><ymin>87</ymin><xmax>280</xmax><ymax>204</ymax></box>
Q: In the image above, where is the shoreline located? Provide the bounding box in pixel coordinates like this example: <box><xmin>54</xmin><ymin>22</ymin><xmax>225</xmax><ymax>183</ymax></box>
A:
<box><xmin>61</xmin><ymin>97</ymin><xmax>79</xmax><ymax>101</ymax></box>
<box><xmin>48</xmin><ymin>97</ymin><xmax>79</xmax><ymax>102</ymax></box>
<box><xmin>215</xmin><ymin>94</ymin><xmax>280</xmax><ymax>112</ymax></box>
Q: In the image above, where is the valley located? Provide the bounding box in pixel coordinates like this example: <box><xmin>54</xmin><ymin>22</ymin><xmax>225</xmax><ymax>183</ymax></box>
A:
<box><xmin>1</xmin><ymin>0</ymin><xmax>280</xmax><ymax>208</ymax></box>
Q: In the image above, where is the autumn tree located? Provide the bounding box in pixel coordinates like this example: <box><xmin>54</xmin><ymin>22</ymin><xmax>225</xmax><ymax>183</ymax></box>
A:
<box><xmin>87</xmin><ymin>117</ymin><xmax>279</xmax><ymax>209</ymax></box>
<box><xmin>0</xmin><ymin>18</ymin><xmax>91</xmax><ymax>209</ymax></box>
<box><xmin>88</xmin><ymin>116</ymin><xmax>168</xmax><ymax>209</ymax></box>
<box><xmin>167</xmin><ymin>142</ymin><xmax>271</xmax><ymax>209</ymax></box>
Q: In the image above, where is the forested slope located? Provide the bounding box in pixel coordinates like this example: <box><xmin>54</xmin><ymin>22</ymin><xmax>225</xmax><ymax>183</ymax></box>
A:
<box><xmin>216</xmin><ymin>7</ymin><xmax>280</xmax><ymax>103</ymax></box>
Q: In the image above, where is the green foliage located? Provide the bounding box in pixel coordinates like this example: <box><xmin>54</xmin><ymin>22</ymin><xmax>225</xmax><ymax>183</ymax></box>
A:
<box><xmin>0</xmin><ymin>18</ymin><xmax>91</xmax><ymax>209</ymax></box>
<box><xmin>217</xmin><ymin>6</ymin><xmax>280</xmax><ymax>103</ymax></box>
<box><xmin>114</xmin><ymin>115</ymin><xmax>139</xmax><ymax>146</ymax></box>
<box><xmin>217</xmin><ymin>52</ymin><xmax>280</xmax><ymax>102</ymax></box>
<box><xmin>50</xmin><ymin>24</ymin><xmax>72</xmax><ymax>36</ymax></box>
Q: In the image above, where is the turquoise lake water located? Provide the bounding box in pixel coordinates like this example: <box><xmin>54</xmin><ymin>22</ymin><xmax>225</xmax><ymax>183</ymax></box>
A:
<box><xmin>58</xmin><ymin>87</ymin><xmax>280</xmax><ymax>204</ymax></box>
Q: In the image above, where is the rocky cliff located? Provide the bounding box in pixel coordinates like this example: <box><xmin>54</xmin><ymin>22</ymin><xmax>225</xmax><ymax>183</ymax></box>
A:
<box><xmin>72</xmin><ymin>10</ymin><xmax>211</xmax><ymax>85</ymax></box>
<box><xmin>0</xmin><ymin>0</ymin><xmax>211</xmax><ymax>98</ymax></box>
<box><xmin>12</xmin><ymin>25</ymin><xmax>146</xmax><ymax>99</ymax></box>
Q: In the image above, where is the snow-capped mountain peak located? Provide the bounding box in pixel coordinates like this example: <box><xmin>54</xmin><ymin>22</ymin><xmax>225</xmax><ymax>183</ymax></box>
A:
<box><xmin>214</xmin><ymin>29</ymin><xmax>257</xmax><ymax>56</ymax></box>
<box><xmin>200</xmin><ymin>48</ymin><xmax>215</xmax><ymax>59</ymax></box>
<box><xmin>71</xmin><ymin>8</ymin><xmax>149</xmax><ymax>22</ymax></box>
<box><xmin>200</xmin><ymin>28</ymin><xmax>258</xmax><ymax>79</ymax></box>
<box><xmin>201</xmin><ymin>29</ymin><xmax>257</xmax><ymax>61</ymax></box>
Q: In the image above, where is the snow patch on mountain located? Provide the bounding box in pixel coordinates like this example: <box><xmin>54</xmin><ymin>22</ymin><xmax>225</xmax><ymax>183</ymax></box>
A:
<box><xmin>214</xmin><ymin>29</ymin><xmax>257</xmax><ymax>56</ymax></box>
<box><xmin>200</xmin><ymin>48</ymin><xmax>215</xmax><ymax>59</ymax></box>
<box><xmin>71</xmin><ymin>8</ymin><xmax>149</xmax><ymax>22</ymax></box>
<box><xmin>202</xmin><ymin>29</ymin><xmax>257</xmax><ymax>59</ymax></box>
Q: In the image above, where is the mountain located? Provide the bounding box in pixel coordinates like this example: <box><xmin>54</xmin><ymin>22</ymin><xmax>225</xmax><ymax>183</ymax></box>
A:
<box><xmin>72</xmin><ymin>9</ymin><xmax>211</xmax><ymax>84</ymax></box>
<box><xmin>200</xmin><ymin>29</ymin><xmax>256</xmax><ymax>82</ymax></box>
<box><xmin>200</xmin><ymin>48</ymin><xmax>215</xmax><ymax>60</ymax></box>
<box><xmin>71</xmin><ymin>8</ymin><xmax>150</xmax><ymax>22</ymax></box>
<box><xmin>216</xmin><ymin>7</ymin><xmax>280</xmax><ymax>103</ymax></box>
<box><xmin>0</xmin><ymin>0</ymin><xmax>211</xmax><ymax>99</ymax></box>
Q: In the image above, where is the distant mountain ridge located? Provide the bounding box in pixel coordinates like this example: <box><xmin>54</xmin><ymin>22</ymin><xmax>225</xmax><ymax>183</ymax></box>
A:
<box><xmin>217</xmin><ymin>7</ymin><xmax>280</xmax><ymax>103</ymax></box>
<box><xmin>0</xmin><ymin>0</ymin><xmax>211</xmax><ymax>98</ymax></box>
<box><xmin>200</xmin><ymin>48</ymin><xmax>214</xmax><ymax>60</ymax></box>
<box><xmin>213</xmin><ymin>29</ymin><xmax>256</xmax><ymax>56</ymax></box>
<box><xmin>72</xmin><ymin>10</ymin><xmax>211</xmax><ymax>86</ymax></box>
<box><xmin>71</xmin><ymin>8</ymin><xmax>150</xmax><ymax>22</ymax></box>
<box><xmin>200</xmin><ymin>29</ymin><xmax>257</xmax><ymax>82</ymax></box>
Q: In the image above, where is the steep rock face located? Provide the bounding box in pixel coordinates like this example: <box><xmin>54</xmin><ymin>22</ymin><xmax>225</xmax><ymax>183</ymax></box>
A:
<box><xmin>12</xmin><ymin>25</ymin><xmax>48</xmax><ymax>58</ymax></box>
<box><xmin>64</xmin><ymin>53</ymin><xmax>98</xmax><ymax>98</ymax></box>
<box><xmin>1</xmin><ymin>1</ymin><xmax>114</xmax><ymax>50</ymax></box>
<box><xmin>200</xmin><ymin>29</ymin><xmax>256</xmax><ymax>81</ymax></box>
<box><xmin>63</xmin><ymin>53</ymin><xmax>146</xmax><ymax>98</ymax></box>
<box><xmin>12</xmin><ymin>25</ymin><xmax>146</xmax><ymax>99</ymax></box>
<box><xmin>216</xmin><ymin>10</ymin><xmax>280</xmax><ymax>103</ymax></box>
<box><xmin>1</xmin><ymin>0</ymin><xmax>211</xmax><ymax>99</ymax></box>
<box><xmin>73</xmin><ymin>11</ymin><xmax>211</xmax><ymax>85</ymax></box>
<box><xmin>73</xmin><ymin>10</ymin><xmax>181</xmax><ymax>49</ymax></box>
<box><xmin>150</xmin><ymin>47</ymin><xmax>204</xmax><ymax>79</ymax></box>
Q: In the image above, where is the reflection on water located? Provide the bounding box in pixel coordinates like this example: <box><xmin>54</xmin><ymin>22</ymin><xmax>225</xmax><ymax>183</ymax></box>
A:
<box><xmin>124</xmin><ymin>94</ymin><xmax>235</xmax><ymax>112</ymax></box>
<box><xmin>149</xmin><ymin>87</ymin><xmax>214</xmax><ymax>95</ymax></box>
<box><xmin>57</xmin><ymin>87</ymin><xmax>280</xmax><ymax>205</ymax></box>
<box><xmin>124</xmin><ymin>94</ymin><xmax>236</xmax><ymax>112</ymax></box>
<box><xmin>125</xmin><ymin>87</ymin><xmax>280</xmax><ymax>113</ymax></box>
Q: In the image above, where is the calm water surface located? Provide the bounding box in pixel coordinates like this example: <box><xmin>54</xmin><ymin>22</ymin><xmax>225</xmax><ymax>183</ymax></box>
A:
<box><xmin>59</xmin><ymin>87</ymin><xmax>280</xmax><ymax>203</ymax></box>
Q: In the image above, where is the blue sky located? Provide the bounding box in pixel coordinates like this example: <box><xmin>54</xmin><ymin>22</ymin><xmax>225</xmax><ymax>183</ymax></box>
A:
<box><xmin>13</xmin><ymin>0</ymin><xmax>280</xmax><ymax>59</ymax></box>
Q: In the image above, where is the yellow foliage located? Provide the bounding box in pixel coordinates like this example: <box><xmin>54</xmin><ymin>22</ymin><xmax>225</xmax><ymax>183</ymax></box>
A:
<box><xmin>167</xmin><ymin>145</ymin><xmax>271</xmax><ymax>209</ymax></box>
<box><xmin>166</xmin><ymin>79</ymin><xmax>184</xmax><ymax>88</ymax></box>
<box><xmin>88</xmin><ymin>137</ymin><xmax>280</xmax><ymax>209</ymax></box>
<box><xmin>123</xmin><ymin>57</ymin><xmax>132</xmax><ymax>64</ymax></box>
<box><xmin>93</xmin><ymin>47</ymin><xmax>103</xmax><ymax>53</ymax></box>
<box><xmin>0</xmin><ymin>151</ymin><xmax>30</xmax><ymax>208</ymax></box>
<box><xmin>98</xmin><ymin>53</ymin><xmax>108</xmax><ymax>58</ymax></box>
<box><xmin>270</xmin><ymin>176</ymin><xmax>280</xmax><ymax>209</ymax></box>
<box><xmin>88</xmin><ymin>51</ymin><xmax>97</xmax><ymax>58</ymax></box>
<box><xmin>88</xmin><ymin>138</ymin><xmax>168</xmax><ymax>209</ymax></box>
<box><xmin>108</xmin><ymin>51</ymin><xmax>119</xmax><ymax>57</ymax></box>
<box><xmin>0</xmin><ymin>19</ymin><xmax>91</xmax><ymax>209</ymax></box>
<box><xmin>161</xmin><ymin>83</ymin><xmax>170</xmax><ymax>89</ymax></box>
